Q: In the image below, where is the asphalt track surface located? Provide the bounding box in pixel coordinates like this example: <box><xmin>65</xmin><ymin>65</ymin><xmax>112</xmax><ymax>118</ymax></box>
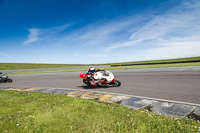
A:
<box><xmin>1</xmin><ymin>67</ymin><xmax>200</xmax><ymax>104</ymax></box>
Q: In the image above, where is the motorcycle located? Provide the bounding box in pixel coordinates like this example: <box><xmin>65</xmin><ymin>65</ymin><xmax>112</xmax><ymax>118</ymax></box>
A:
<box><xmin>0</xmin><ymin>73</ymin><xmax>13</xmax><ymax>83</ymax></box>
<box><xmin>79</xmin><ymin>70</ymin><xmax>121</xmax><ymax>88</ymax></box>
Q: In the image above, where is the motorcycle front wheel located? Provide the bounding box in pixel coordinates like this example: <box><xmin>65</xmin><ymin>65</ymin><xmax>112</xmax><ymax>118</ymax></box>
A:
<box><xmin>112</xmin><ymin>80</ymin><xmax>121</xmax><ymax>87</ymax></box>
<box><xmin>83</xmin><ymin>79</ymin><xmax>87</xmax><ymax>85</ymax></box>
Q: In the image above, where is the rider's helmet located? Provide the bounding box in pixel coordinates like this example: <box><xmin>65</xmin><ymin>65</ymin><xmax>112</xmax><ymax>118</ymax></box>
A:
<box><xmin>104</xmin><ymin>71</ymin><xmax>109</xmax><ymax>76</ymax></box>
<box><xmin>89</xmin><ymin>66</ymin><xmax>95</xmax><ymax>73</ymax></box>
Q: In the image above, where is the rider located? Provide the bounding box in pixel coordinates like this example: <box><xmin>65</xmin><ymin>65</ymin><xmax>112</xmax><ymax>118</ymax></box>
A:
<box><xmin>87</xmin><ymin>66</ymin><xmax>105</xmax><ymax>74</ymax></box>
<box><xmin>0</xmin><ymin>72</ymin><xmax>7</xmax><ymax>82</ymax></box>
<box><xmin>87</xmin><ymin>66</ymin><xmax>106</xmax><ymax>83</ymax></box>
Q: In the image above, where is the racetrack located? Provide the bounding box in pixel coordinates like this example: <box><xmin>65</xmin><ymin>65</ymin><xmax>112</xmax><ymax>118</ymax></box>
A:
<box><xmin>1</xmin><ymin>67</ymin><xmax>200</xmax><ymax>104</ymax></box>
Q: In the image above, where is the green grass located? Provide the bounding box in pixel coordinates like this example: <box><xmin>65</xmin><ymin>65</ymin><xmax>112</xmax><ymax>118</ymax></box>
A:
<box><xmin>1</xmin><ymin>57</ymin><xmax>200</xmax><ymax>71</ymax></box>
<box><xmin>7</xmin><ymin>62</ymin><xmax>200</xmax><ymax>75</ymax></box>
<box><xmin>0</xmin><ymin>90</ymin><xmax>199</xmax><ymax>133</ymax></box>
<box><xmin>110</xmin><ymin>56</ymin><xmax>200</xmax><ymax>66</ymax></box>
<box><xmin>0</xmin><ymin>63</ymin><xmax>101</xmax><ymax>70</ymax></box>
<box><xmin>105</xmin><ymin>62</ymin><xmax>200</xmax><ymax>70</ymax></box>
<box><xmin>7</xmin><ymin>68</ymin><xmax>89</xmax><ymax>75</ymax></box>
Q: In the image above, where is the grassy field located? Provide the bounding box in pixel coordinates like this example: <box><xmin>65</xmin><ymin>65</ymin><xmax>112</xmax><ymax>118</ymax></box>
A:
<box><xmin>0</xmin><ymin>90</ymin><xmax>199</xmax><ymax>133</ymax></box>
<box><xmin>0</xmin><ymin>63</ymin><xmax>92</xmax><ymax>70</ymax></box>
<box><xmin>1</xmin><ymin>57</ymin><xmax>200</xmax><ymax>70</ymax></box>
<box><xmin>105</xmin><ymin>62</ymin><xmax>200</xmax><ymax>70</ymax></box>
<box><xmin>110</xmin><ymin>56</ymin><xmax>200</xmax><ymax>66</ymax></box>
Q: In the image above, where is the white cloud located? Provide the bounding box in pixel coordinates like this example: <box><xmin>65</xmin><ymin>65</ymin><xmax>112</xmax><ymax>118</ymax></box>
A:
<box><xmin>105</xmin><ymin>0</ymin><xmax>200</xmax><ymax>54</ymax></box>
<box><xmin>22</xmin><ymin>24</ymin><xmax>73</xmax><ymax>45</ymax></box>
<box><xmin>0</xmin><ymin>52</ymin><xmax>11</xmax><ymax>58</ymax></box>
<box><xmin>105</xmin><ymin>40</ymin><xmax>141</xmax><ymax>51</ymax></box>
<box><xmin>124</xmin><ymin>41</ymin><xmax>200</xmax><ymax>62</ymax></box>
<box><xmin>20</xmin><ymin>0</ymin><xmax>199</xmax><ymax>64</ymax></box>
<box><xmin>99</xmin><ymin>1</ymin><xmax>200</xmax><ymax>63</ymax></box>
<box><xmin>87</xmin><ymin>54</ymin><xmax>107</xmax><ymax>57</ymax></box>
<box><xmin>58</xmin><ymin>0</ymin><xmax>200</xmax><ymax>57</ymax></box>
<box><xmin>23</xmin><ymin>28</ymin><xmax>40</xmax><ymax>45</ymax></box>
<box><xmin>59</xmin><ymin>14</ymin><xmax>149</xmax><ymax>46</ymax></box>
<box><xmin>74</xmin><ymin>23</ymin><xmax>122</xmax><ymax>46</ymax></box>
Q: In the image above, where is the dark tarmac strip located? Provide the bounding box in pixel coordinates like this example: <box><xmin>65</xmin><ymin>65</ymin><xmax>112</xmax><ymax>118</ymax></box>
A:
<box><xmin>1</xmin><ymin>67</ymin><xmax>200</xmax><ymax>104</ymax></box>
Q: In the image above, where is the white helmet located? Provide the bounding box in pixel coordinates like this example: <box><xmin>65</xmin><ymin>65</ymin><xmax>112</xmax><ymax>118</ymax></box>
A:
<box><xmin>89</xmin><ymin>66</ymin><xmax>95</xmax><ymax>72</ymax></box>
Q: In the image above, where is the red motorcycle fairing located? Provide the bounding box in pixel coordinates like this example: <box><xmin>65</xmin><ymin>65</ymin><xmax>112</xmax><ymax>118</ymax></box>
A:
<box><xmin>79</xmin><ymin>74</ymin><xmax>87</xmax><ymax>79</ymax></box>
<box><xmin>90</xmin><ymin>82</ymin><xmax>97</xmax><ymax>87</ymax></box>
<box><xmin>101</xmin><ymin>78</ymin><xmax>116</xmax><ymax>84</ymax></box>
<box><xmin>112</xmin><ymin>78</ymin><xmax>116</xmax><ymax>82</ymax></box>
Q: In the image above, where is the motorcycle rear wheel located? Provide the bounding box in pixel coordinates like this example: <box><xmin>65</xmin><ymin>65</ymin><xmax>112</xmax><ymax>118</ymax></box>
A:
<box><xmin>7</xmin><ymin>78</ymin><xmax>13</xmax><ymax>83</ymax></box>
<box><xmin>113</xmin><ymin>80</ymin><xmax>121</xmax><ymax>87</ymax></box>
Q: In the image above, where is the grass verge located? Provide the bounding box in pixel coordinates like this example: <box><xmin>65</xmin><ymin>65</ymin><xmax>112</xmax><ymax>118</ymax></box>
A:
<box><xmin>7</xmin><ymin>62</ymin><xmax>200</xmax><ymax>75</ymax></box>
<box><xmin>110</xmin><ymin>56</ymin><xmax>200</xmax><ymax>66</ymax></box>
<box><xmin>1</xmin><ymin>57</ymin><xmax>200</xmax><ymax>70</ymax></box>
<box><xmin>0</xmin><ymin>63</ymin><xmax>102</xmax><ymax>70</ymax></box>
<box><xmin>105</xmin><ymin>62</ymin><xmax>200</xmax><ymax>70</ymax></box>
<box><xmin>0</xmin><ymin>90</ymin><xmax>200</xmax><ymax>133</ymax></box>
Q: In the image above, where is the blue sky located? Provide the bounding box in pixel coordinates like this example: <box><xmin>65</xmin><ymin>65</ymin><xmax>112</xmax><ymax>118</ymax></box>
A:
<box><xmin>0</xmin><ymin>0</ymin><xmax>200</xmax><ymax>64</ymax></box>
